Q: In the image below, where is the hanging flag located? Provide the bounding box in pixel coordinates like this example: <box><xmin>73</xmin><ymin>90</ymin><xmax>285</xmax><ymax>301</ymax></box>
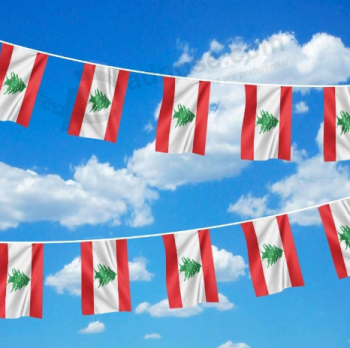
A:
<box><xmin>81</xmin><ymin>239</ymin><xmax>131</xmax><ymax>315</ymax></box>
<box><xmin>156</xmin><ymin>77</ymin><xmax>211</xmax><ymax>155</ymax></box>
<box><xmin>162</xmin><ymin>229</ymin><xmax>218</xmax><ymax>308</ymax></box>
<box><xmin>241</xmin><ymin>84</ymin><xmax>293</xmax><ymax>161</ymax></box>
<box><xmin>323</xmin><ymin>86</ymin><xmax>350</xmax><ymax>161</ymax></box>
<box><xmin>0</xmin><ymin>43</ymin><xmax>48</xmax><ymax>127</ymax></box>
<box><xmin>0</xmin><ymin>243</ymin><xmax>43</xmax><ymax>319</ymax></box>
<box><xmin>318</xmin><ymin>199</ymin><xmax>350</xmax><ymax>279</ymax></box>
<box><xmin>241</xmin><ymin>215</ymin><xmax>304</xmax><ymax>296</ymax></box>
<box><xmin>68</xmin><ymin>64</ymin><xmax>130</xmax><ymax>143</ymax></box>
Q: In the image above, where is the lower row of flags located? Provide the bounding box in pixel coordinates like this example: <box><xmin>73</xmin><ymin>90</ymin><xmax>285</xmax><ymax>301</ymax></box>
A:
<box><xmin>2</xmin><ymin>42</ymin><xmax>350</xmax><ymax>161</ymax></box>
<box><xmin>1</xmin><ymin>198</ymin><xmax>350</xmax><ymax>319</ymax></box>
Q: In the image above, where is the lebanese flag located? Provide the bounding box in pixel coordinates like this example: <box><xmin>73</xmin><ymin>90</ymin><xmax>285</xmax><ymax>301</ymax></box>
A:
<box><xmin>162</xmin><ymin>229</ymin><xmax>218</xmax><ymax>308</ymax></box>
<box><xmin>68</xmin><ymin>64</ymin><xmax>130</xmax><ymax>143</ymax></box>
<box><xmin>324</xmin><ymin>86</ymin><xmax>350</xmax><ymax>161</ymax></box>
<box><xmin>241</xmin><ymin>85</ymin><xmax>293</xmax><ymax>161</ymax></box>
<box><xmin>0</xmin><ymin>243</ymin><xmax>44</xmax><ymax>319</ymax></box>
<box><xmin>241</xmin><ymin>215</ymin><xmax>304</xmax><ymax>297</ymax></box>
<box><xmin>156</xmin><ymin>77</ymin><xmax>211</xmax><ymax>155</ymax></box>
<box><xmin>81</xmin><ymin>240</ymin><xmax>131</xmax><ymax>315</ymax></box>
<box><xmin>318</xmin><ymin>199</ymin><xmax>350</xmax><ymax>279</ymax></box>
<box><xmin>0</xmin><ymin>43</ymin><xmax>48</xmax><ymax>127</ymax></box>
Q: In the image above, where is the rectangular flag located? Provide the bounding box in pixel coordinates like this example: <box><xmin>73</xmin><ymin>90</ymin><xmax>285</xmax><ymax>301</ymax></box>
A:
<box><xmin>162</xmin><ymin>229</ymin><xmax>218</xmax><ymax>308</ymax></box>
<box><xmin>156</xmin><ymin>77</ymin><xmax>211</xmax><ymax>155</ymax></box>
<box><xmin>324</xmin><ymin>86</ymin><xmax>350</xmax><ymax>161</ymax></box>
<box><xmin>81</xmin><ymin>239</ymin><xmax>131</xmax><ymax>315</ymax></box>
<box><xmin>0</xmin><ymin>43</ymin><xmax>48</xmax><ymax>127</ymax></box>
<box><xmin>241</xmin><ymin>84</ymin><xmax>293</xmax><ymax>161</ymax></box>
<box><xmin>241</xmin><ymin>215</ymin><xmax>304</xmax><ymax>297</ymax></box>
<box><xmin>0</xmin><ymin>243</ymin><xmax>44</xmax><ymax>319</ymax></box>
<box><xmin>68</xmin><ymin>64</ymin><xmax>130</xmax><ymax>143</ymax></box>
<box><xmin>318</xmin><ymin>199</ymin><xmax>350</xmax><ymax>279</ymax></box>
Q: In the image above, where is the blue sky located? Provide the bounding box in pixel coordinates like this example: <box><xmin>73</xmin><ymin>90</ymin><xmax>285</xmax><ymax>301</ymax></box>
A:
<box><xmin>0</xmin><ymin>0</ymin><xmax>350</xmax><ymax>347</ymax></box>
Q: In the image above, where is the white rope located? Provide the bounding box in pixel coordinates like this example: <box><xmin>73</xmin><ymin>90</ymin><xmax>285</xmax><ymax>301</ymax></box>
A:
<box><xmin>1</xmin><ymin>39</ymin><xmax>349</xmax><ymax>88</ymax></box>
<box><xmin>0</xmin><ymin>195</ymin><xmax>348</xmax><ymax>244</ymax></box>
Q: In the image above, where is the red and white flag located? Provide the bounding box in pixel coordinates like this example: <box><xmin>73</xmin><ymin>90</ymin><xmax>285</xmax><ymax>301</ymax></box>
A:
<box><xmin>324</xmin><ymin>86</ymin><xmax>350</xmax><ymax>161</ymax></box>
<box><xmin>81</xmin><ymin>240</ymin><xmax>131</xmax><ymax>315</ymax></box>
<box><xmin>318</xmin><ymin>199</ymin><xmax>350</xmax><ymax>279</ymax></box>
<box><xmin>68</xmin><ymin>64</ymin><xmax>129</xmax><ymax>142</ymax></box>
<box><xmin>241</xmin><ymin>85</ymin><xmax>293</xmax><ymax>161</ymax></box>
<box><xmin>162</xmin><ymin>229</ymin><xmax>218</xmax><ymax>308</ymax></box>
<box><xmin>241</xmin><ymin>215</ymin><xmax>304</xmax><ymax>297</ymax></box>
<box><xmin>0</xmin><ymin>243</ymin><xmax>44</xmax><ymax>319</ymax></box>
<box><xmin>0</xmin><ymin>43</ymin><xmax>48</xmax><ymax>127</ymax></box>
<box><xmin>156</xmin><ymin>77</ymin><xmax>211</xmax><ymax>155</ymax></box>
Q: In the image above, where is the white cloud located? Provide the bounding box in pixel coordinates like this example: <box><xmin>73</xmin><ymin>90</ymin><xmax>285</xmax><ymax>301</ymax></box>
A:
<box><xmin>144</xmin><ymin>121</ymin><xmax>154</xmax><ymax>133</ymax></box>
<box><xmin>295</xmin><ymin>101</ymin><xmax>309</xmax><ymax>114</ymax></box>
<box><xmin>143</xmin><ymin>333</ymin><xmax>162</xmax><ymax>340</ymax></box>
<box><xmin>0</xmin><ymin>156</ymin><xmax>158</xmax><ymax>230</ymax></box>
<box><xmin>135</xmin><ymin>293</ymin><xmax>234</xmax><ymax>318</ymax></box>
<box><xmin>45</xmin><ymin>256</ymin><xmax>154</xmax><ymax>295</ymax></box>
<box><xmin>79</xmin><ymin>321</ymin><xmax>105</xmax><ymax>334</ymax></box>
<box><xmin>217</xmin><ymin>341</ymin><xmax>251</xmax><ymax>348</ymax></box>
<box><xmin>210</xmin><ymin>39</ymin><xmax>224</xmax><ymax>53</ymax></box>
<box><xmin>227</xmin><ymin>193</ymin><xmax>271</xmax><ymax>218</ymax></box>
<box><xmin>174</xmin><ymin>42</ymin><xmax>193</xmax><ymax>67</ymax></box>
<box><xmin>212</xmin><ymin>246</ymin><xmax>247</xmax><ymax>282</ymax></box>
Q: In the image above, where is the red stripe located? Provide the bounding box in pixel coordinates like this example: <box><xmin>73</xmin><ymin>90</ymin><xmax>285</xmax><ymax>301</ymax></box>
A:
<box><xmin>278</xmin><ymin>87</ymin><xmax>293</xmax><ymax>160</ymax></box>
<box><xmin>116</xmin><ymin>240</ymin><xmax>131</xmax><ymax>311</ymax></box>
<box><xmin>276</xmin><ymin>215</ymin><xmax>304</xmax><ymax>287</ymax></box>
<box><xmin>0</xmin><ymin>244</ymin><xmax>8</xmax><ymax>318</ymax></box>
<box><xmin>16</xmin><ymin>53</ymin><xmax>48</xmax><ymax>127</ymax></box>
<box><xmin>193</xmin><ymin>81</ymin><xmax>211</xmax><ymax>155</ymax></box>
<box><xmin>318</xmin><ymin>205</ymin><xmax>348</xmax><ymax>279</ymax></box>
<box><xmin>241</xmin><ymin>85</ymin><xmax>257</xmax><ymax>160</ymax></box>
<box><xmin>155</xmin><ymin>77</ymin><xmax>175</xmax><ymax>153</ymax></box>
<box><xmin>81</xmin><ymin>242</ymin><xmax>94</xmax><ymax>315</ymax></box>
<box><xmin>0</xmin><ymin>44</ymin><xmax>14</xmax><ymax>95</ymax></box>
<box><xmin>30</xmin><ymin>244</ymin><xmax>44</xmax><ymax>318</ymax></box>
<box><xmin>104</xmin><ymin>70</ymin><xmax>130</xmax><ymax>143</ymax></box>
<box><xmin>162</xmin><ymin>234</ymin><xmax>183</xmax><ymax>308</ymax></box>
<box><xmin>324</xmin><ymin>87</ymin><xmax>336</xmax><ymax>162</ymax></box>
<box><xmin>241</xmin><ymin>222</ymin><xmax>269</xmax><ymax>296</ymax></box>
<box><xmin>68</xmin><ymin>64</ymin><xmax>96</xmax><ymax>137</ymax></box>
<box><xmin>198</xmin><ymin>229</ymin><xmax>219</xmax><ymax>302</ymax></box>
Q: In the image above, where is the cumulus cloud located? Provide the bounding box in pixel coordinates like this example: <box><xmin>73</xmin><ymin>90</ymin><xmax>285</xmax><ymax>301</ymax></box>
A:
<box><xmin>135</xmin><ymin>293</ymin><xmax>234</xmax><ymax>318</ymax></box>
<box><xmin>45</xmin><ymin>256</ymin><xmax>154</xmax><ymax>295</ymax></box>
<box><xmin>217</xmin><ymin>341</ymin><xmax>251</xmax><ymax>348</ymax></box>
<box><xmin>227</xmin><ymin>194</ymin><xmax>272</xmax><ymax>218</ymax></box>
<box><xmin>295</xmin><ymin>101</ymin><xmax>309</xmax><ymax>114</ymax></box>
<box><xmin>0</xmin><ymin>156</ymin><xmax>158</xmax><ymax>230</ymax></box>
<box><xmin>210</xmin><ymin>39</ymin><xmax>224</xmax><ymax>53</ymax></box>
<box><xmin>78</xmin><ymin>321</ymin><xmax>105</xmax><ymax>334</ymax></box>
<box><xmin>174</xmin><ymin>42</ymin><xmax>194</xmax><ymax>67</ymax></box>
<box><xmin>143</xmin><ymin>333</ymin><xmax>162</xmax><ymax>339</ymax></box>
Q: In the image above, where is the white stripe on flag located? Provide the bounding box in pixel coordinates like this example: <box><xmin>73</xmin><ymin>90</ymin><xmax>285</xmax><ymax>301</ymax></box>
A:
<box><xmin>168</xmin><ymin>79</ymin><xmax>199</xmax><ymax>153</ymax></box>
<box><xmin>79</xmin><ymin>66</ymin><xmax>119</xmax><ymax>140</ymax></box>
<box><xmin>6</xmin><ymin>244</ymin><xmax>32</xmax><ymax>318</ymax></box>
<box><xmin>329</xmin><ymin>201</ymin><xmax>350</xmax><ymax>275</ymax></box>
<box><xmin>335</xmin><ymin>87</ymin><xmax>350</xmax><ymax>161</ymax></box>
<box><xmin>174</xmin><ymin>231</ymin><xmax>206</xmax><ymax>307</ymax></box>
<box><xmin>252</xmin><ymin>217</ymin><xmax>291</xmax><ymax>295</ymax></box>
<box><xmin>92</xmin><ymin>240</ymin><xmax>119</xmax><ymax>314</ymax></box>
<box><xmin>0</xmin><ymin>46</ymin><xmax>37</xmax><ymax>123</ymax></box>
<box><xmin>254</xmin><ymin>86</ymin><xmax>281</xmax><ymax>160</ymax></box>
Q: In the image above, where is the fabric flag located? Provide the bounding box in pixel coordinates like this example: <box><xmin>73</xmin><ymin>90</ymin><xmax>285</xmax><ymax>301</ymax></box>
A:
<box><xmin>0</xmin><ymin>43</ymin><xmax>48</xmax><ymax>127</ymax></box>
<box><xmin>241</xmin><ymin>84</ymin><xmax>293</xmax><ymax>161</ymax></box>
<box><xmin>81</xmin><ymin>239</ymin><xmax>131</xmax><ymax>315</ymax></box>
<box><xmin>241</xmin><ymin>215</ymin><xmax>304</xmax><ymax>297</ymax></box>
<box><xmin>318</xmin><ymin>199</ymin><xmax>350</xmax><ymax>279</ymax></box>
<box><xmin>323</xmin><ymin>86</ymin><xmax>350</xmax><ymax>161</ymax></box>
<box><xmin>162</xmin><ymin>229</ymin><xmax>218</xmax><ymax>308</ymax></box>
<box><xmin>0</xmin><ymin>243</ymin><xmax>44</xmax><ymax>319</ymax></box>
<box><xmin>156</xmin><ymin>77</ymin><xmax>211</xmax><ymax>155</ymax></box>
<box><xmin>68</xmin><ymin>64</ymin><xmax>130</xmax><ymax>142</ymax></box>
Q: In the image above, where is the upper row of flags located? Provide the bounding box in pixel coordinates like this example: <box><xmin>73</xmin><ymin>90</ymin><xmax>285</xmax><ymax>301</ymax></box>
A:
<box><xmin>1</xmin><ymin>197</ymin><xmax>350</xmax><ymax>319</ymax></box>
<box><xmin>2</xmin><ymin>43</ymin><xmax>350</xmax><ymax>162</ymax></box>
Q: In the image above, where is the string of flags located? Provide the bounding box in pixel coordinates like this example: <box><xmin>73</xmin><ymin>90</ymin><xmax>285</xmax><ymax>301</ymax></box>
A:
<box><xmin>1</xmin><ymin>196</ymin><xmax>350</xmax><ymax>319</ymax></box>
<box><xmin>2</xmin><ymin>40</ymin><xmax>350</xmax><ymax>161</ymax></box>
